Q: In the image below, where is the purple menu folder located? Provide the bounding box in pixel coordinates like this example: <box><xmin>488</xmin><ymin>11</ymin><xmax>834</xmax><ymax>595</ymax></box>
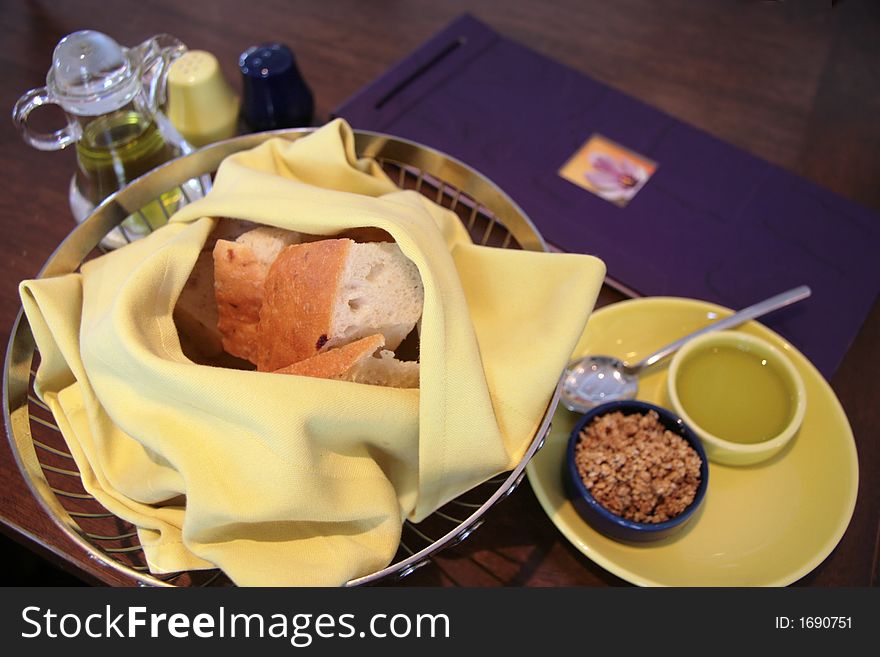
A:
<box><xmin>333</xmin><ymin>14</ymin><xmax>880</xmax><ymax>379</ymax></box>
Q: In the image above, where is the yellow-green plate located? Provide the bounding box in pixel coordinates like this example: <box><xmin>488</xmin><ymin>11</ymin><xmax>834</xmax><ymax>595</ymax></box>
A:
<box><xmin>526</xmin><ymin>297</ymin><xmax>859</xmax><ymax>586</ymax></box>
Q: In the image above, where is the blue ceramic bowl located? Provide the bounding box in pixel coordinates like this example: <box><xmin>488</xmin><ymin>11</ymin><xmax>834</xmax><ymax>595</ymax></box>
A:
<box><xmin>564</xmin><ymin>400</ymin><xmax>709</xmax><ymax>543</ymax></box>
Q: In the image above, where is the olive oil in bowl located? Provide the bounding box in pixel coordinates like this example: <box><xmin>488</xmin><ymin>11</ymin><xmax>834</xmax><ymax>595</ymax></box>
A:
<box><xmin>675</xmin><ymin>343</ymin><xmax>794</xmax><ymax>444</ymax></box>
<box><xmin>667</xmin><ymin>330</ymin><xmax>806</xmax><ymax>466</ymax></box>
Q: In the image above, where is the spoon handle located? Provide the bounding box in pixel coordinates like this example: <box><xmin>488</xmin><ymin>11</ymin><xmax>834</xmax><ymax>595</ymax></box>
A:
<box><xmin>630</xmin><ymin>285</ymin><xmax>812</xmax><ymax>373</ymax></box>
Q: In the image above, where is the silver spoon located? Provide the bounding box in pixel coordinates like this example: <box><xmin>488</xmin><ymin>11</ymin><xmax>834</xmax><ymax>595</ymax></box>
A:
<box><xmin>560</xmin><ymin>285</ymin><xmax>812</xmax><ymax>413</ymax></box>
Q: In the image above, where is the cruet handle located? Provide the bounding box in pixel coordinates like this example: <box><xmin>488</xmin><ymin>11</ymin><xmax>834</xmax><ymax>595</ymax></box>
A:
<box><xmin>132</xmin><ymin>34</ymin><xmax>187</xmax><ymax>113</ymax></box>
<box><xmin>12</xmin><ymin>87</ymin><xmax>81</xmax><ymax>151</ymax></box>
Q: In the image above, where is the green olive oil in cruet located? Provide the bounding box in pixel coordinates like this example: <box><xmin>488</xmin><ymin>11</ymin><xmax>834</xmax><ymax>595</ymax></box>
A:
<box><xmin>76</xmin><ymin>110</ymin><xmax>174</xmax><ymax>203</ymax></box>
<box><xmin>75</xmin><ymin>109</ymin><xmax>183</xmax><ymax>233</ymax></box>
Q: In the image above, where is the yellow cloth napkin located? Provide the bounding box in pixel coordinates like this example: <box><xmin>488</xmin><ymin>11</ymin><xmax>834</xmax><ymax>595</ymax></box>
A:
<box><xmin>20</xmin><ymin>119</ymin><xmax>605</xmax><ymax>586</ymax></box>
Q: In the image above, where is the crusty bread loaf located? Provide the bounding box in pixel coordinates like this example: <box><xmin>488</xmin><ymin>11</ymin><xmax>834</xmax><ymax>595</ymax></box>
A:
<box><xmin>213</xmin><ymin>227</ymin><xmax>302</xmax><ymax>361</ymax></box>
<box><xmin>174</xmin><ymin>250</ymin><xmax>224</xmax><ymax>359</ymax></box>
<box><xmin>256</xmin><ymin>238</ymin><xmax>423</xmax><ymax>372</ymax></box>
<box><xmin>176</xmin><ymin>222</ymin><xmax>423</xmax><ymax>388</ymax></box>
<box><xmin>174</xmin><ymin>217</ymin><xmax>257</xmax><ymax>360</ymax></box>
<box><xmin>274</xmin><ymin>334</ymin><xmax>419</xmax><ymax>388</ymax></box>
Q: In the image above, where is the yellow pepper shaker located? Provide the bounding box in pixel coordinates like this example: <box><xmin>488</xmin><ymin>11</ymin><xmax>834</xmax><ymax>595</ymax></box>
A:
<box><xmin>166</xmin><ymin>50</ymin><xmax>239</xmax><ymax>147</ymax></box>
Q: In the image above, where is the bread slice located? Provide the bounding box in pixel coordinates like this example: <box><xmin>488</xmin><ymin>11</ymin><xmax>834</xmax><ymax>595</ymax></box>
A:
<box><xmin>173</xmin><ymin>218</ymin><xmax>271</xmax><ymax>359</ymax></box>
<box><xmin>343</xmin><ymin>348</ymin><xmax>420</xmax><ymax>388</ymax></box>
<box><xmin>256</xmin><ymin>238</ymin><xmax>423</xmax><ymax>372</ymax></box>
<box><xmin>213</xmin><ymin>226</ymin><xmax>302</xmax><ymax>361</ymax></box>
<box><xmin>174</xmin><ymin>249</ymin><xmax>224</xmax><ymax>359</ymax></box>
<box><xmin>274</xmin><ymin>334</ymin><xmax>419</xmax><ymax>388</ymax></box>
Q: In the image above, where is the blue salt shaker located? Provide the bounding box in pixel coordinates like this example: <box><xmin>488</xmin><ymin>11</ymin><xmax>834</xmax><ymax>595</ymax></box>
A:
<box><xmin>238</xmin><ymin>43</ymin><xmax>314</xmax><ymax>131</ymax></box>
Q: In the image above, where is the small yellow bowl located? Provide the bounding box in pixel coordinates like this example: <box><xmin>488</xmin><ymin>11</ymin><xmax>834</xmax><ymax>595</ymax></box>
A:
<box><xmin>667</xmin><ymin>330</ymin><xmax>806</xmax><ymax>466</ymax></box>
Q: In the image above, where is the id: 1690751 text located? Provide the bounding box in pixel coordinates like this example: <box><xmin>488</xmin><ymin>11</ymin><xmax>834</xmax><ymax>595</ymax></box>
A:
<box><xmin>775</xmin><ymin>617</ymin><xmax>852</xmax><ymax>629</ymax></box>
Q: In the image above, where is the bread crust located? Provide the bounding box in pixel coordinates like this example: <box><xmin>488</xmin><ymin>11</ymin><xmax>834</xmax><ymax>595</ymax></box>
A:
<box><xmin>256</xmin><ymin>238</ymin><xmax>352</xmax><ymax>371</ymax></box>
<box><xmin>273</xmin><ymin>334</ymin><xmax>384</xmax><ymax>379</ymax></box>
<box><xmin>213</xmin><ymin>240</ymin><xmax>268</xmax><ymax>362</ymax></box>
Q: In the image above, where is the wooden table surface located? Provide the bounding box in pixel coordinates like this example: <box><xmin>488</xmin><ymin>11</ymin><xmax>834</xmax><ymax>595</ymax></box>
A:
<box><xmin>0</xmin><ymin>0</ymin><xmax>877</xmax><ymax>587</ymax></box>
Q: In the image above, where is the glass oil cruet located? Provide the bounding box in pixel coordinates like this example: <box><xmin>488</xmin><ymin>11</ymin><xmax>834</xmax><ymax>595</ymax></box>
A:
<box><xmin>12</xmin><ymin>31</ymin><xmax>200</xmax><ymax>247</ymax></box>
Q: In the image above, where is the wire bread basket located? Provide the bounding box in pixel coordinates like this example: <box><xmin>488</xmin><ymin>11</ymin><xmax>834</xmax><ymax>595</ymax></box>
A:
<box><xmin>4</xmin><ymin>128</ymin><xmax>559</xmax><ymax>586</ymax></box>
